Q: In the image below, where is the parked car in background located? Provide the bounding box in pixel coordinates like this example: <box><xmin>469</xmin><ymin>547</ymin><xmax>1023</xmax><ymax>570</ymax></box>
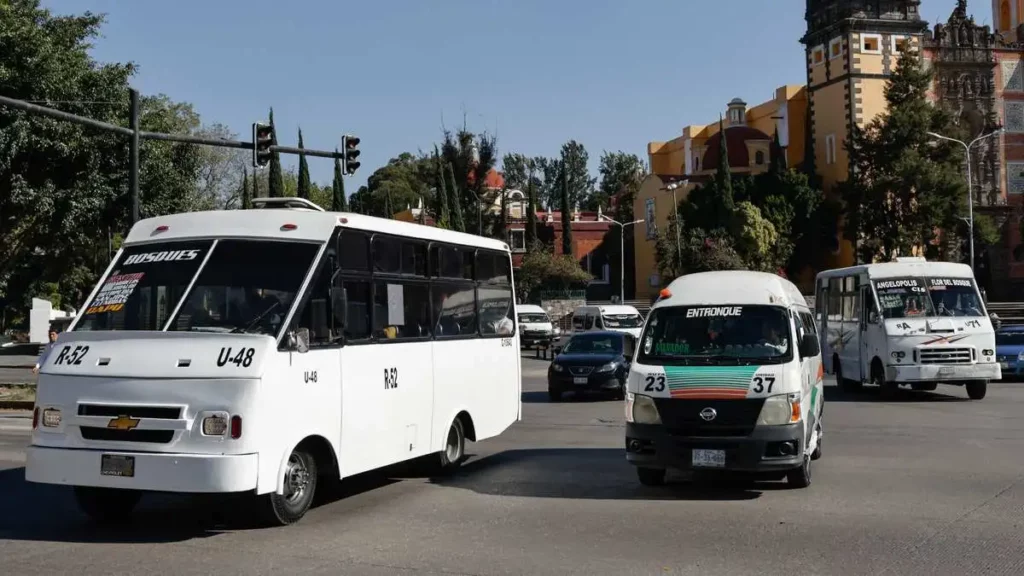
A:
<box><xmin>547</xmin><ymin>330</ymin><xmax>636</xmax><ymax>402</ymax></box>
<box><xmin>517</xmin><ymin>304</ymin><xmax>559</xmax><ymax>349</ymax></box>
<box><xmin>996</xmin><ymin>326</ymin><xmax>1024</xmax><ymax>380</ymax></box>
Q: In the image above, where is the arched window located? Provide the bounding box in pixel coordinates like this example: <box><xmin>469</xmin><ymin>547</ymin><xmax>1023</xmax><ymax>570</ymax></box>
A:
<box><xmin>755</xmin><ymin>151</ymin><xmax>765</xmax><ymax>165</ymax></box>
<box><xmin>1001</xmin><ymin>0</ymin><xmax>1012</xmax><ymax>31</ymax></box>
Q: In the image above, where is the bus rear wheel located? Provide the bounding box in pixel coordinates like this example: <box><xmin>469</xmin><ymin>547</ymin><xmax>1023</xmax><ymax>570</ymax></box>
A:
<box><xmin>262</xmin><ymin>448</ymin><xmax>318</xmax><ymax>526</ymax></box>
<box><xmin>74</xmin><ymin>486</ymin><xmax>141</xmax><ymax>524</ymax></box>
<box><xmin>438</xmin><ymin>417</ymin><xmax>465</xmax><ymax>472</ymax></box>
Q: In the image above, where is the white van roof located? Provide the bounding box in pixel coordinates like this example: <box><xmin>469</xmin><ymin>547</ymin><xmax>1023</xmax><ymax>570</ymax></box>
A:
<box><xmin>657</xmin><ymin>271</ymin><xmax>808</xmax><ymax>310</ymax></box>
<box><xmin>574</xmin><ymin>304</ymin><xmax>641</xmax><ymax>316</ymax></box>
<box><xmin>516</xmin><ymin>304</ymin><xmax>546</xmax><ymax>314</ymax></box>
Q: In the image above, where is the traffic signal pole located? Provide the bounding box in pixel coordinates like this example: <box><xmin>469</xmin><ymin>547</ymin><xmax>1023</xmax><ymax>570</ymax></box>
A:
<box><xmin>0</xmin><ymin>93</ymin><xmax>358</xmax><ymax>223</ymax></box>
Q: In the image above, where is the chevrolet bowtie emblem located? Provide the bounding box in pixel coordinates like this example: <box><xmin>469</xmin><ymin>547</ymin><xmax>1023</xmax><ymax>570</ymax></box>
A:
<box><xmin>107</xmin><ymin>415</ymin><xmax>140</xmax><ymax>431</ymax></box>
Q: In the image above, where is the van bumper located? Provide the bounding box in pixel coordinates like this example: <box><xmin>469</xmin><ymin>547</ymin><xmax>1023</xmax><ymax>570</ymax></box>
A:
<box><xmin>886</xmin><ymin>362</ymin><xmax>1001</xmax><ymax>383</ymax></box>
<box><xmin>25</xmin><ymin>446</ymin><xmax>258</xmax><ymax>493</ymax></box>
<box><xmin>625</xmin><ymin>422</ymin><xmax>805</xmax><ymax>473</ymax></box>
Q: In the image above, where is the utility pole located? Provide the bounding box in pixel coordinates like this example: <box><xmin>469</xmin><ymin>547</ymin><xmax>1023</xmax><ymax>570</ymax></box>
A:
<box><xmin>129</xmin><ymin>88</ymin><xmax>140</xmax><ymax>223</ymax></box>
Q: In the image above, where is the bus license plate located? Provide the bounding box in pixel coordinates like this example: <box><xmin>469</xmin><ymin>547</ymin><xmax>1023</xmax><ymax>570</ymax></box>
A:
<box><xmin>100</xmin><ymin>454</ymin><xmax>135</xmax><ymax>478</ymax></box>
<box><xmin>573</xmin><ymin>376</ymin><xmax>589</xmax><ymax>384</ymax></box>
<box><xmin>692</xmin><ymin>449</ymin><xmax>725</xmax><ymax>468</ymax></box>
<box><xmin>938</xmin><ymin>366</ymin><xmax>955</xmax><ymax>376</ymax></box>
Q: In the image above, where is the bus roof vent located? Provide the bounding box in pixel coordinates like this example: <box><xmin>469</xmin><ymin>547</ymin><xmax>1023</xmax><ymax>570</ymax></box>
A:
<box><xmin>251</xmin><ymin>197</ymin><xmax>325</xmax><ymax>212</ymax></box>
<box><xmin>893</xmin><ymin>256</ymin><xmax>926</xmax><ymax>263</ymax></box>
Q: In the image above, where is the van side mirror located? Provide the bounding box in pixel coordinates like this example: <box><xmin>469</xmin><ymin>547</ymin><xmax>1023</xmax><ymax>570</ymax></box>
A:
<box><xmin>330</xmin><ymin>270</ymin><xmax>348</xmax><ymax>328</ymax></box>
<box><xmin>798</xmin><ymin>333</ymin><xmax>819</xmax><ymax>359</ymax></box>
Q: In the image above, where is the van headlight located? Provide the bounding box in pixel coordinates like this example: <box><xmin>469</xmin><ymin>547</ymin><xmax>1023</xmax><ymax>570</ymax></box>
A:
<box><xmin>626</xmin><ymin>393</ymin><xmax>661</xmax><ymax>424</ymax></box>
<box><xmin>757</xmin><ymin>393</ymin><xmax>801</xmax><ymax>426</ymax></box>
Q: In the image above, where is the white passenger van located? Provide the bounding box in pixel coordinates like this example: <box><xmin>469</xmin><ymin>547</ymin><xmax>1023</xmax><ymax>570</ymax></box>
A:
<box><xmin>516</xmin><ymin>304</ymin><xmax>559</xmax><ymax>348</ymax></box>
<box><xmin>25</xmin><ymin>197</ymin><xmax>521</xmax><ymax>525</ymax></box>
<box><xmin>625</xmin><ymin>271</ymin><xmax>824</xmax><ymax>488</ymax></box>
<box><xmin>815</xmin><ymin>257</ymin><xmax>999</xmax><ymax>399</ymax></box>
<box><xmin>571</xmin><ymin>304</ymin><xmax>645</xmax><ymax>339</ymax></box>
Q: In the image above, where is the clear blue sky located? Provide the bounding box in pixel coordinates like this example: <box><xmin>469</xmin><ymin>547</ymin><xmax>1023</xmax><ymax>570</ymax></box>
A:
<box><xmin>42</xmin><ymin>0</ymin><xmax>974</xmax><ymax>194</ymax></box>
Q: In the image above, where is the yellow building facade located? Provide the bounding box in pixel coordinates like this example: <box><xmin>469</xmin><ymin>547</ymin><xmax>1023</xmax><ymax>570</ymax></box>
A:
<box><xmin>632</xmin><ymin>86</ymin><xmax>808</xmax><ymax>301</ymax></box>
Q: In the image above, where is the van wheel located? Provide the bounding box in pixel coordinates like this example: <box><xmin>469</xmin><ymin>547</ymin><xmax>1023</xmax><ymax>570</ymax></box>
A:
<box><xmin>262</xmin><ymin>449</ymin><xmax>318</xmax><ymax>526</ymax></box>
<box><xmin>74</xmin><ymin>486</ymin><xmax>141</xmax><ymax>524</ymax></box>
<box><xmin>787</xmin><ymin>455</ymin><xmax>812</xmax><ymax>488</ymax></box>
<box><xmin>636</xmin><ymin>467</ymin><xmax>666</xmax><ymax>486</ymax></box>
<box><xmin>438</xmin><ymin>417</ymin><xmax>466</xmax><ymax>472</ymax></box>
<box><xmin>811</xmin><ymin>421</ymin><xmax>823</xmax><ymax>461</ymax></box>
<box><xmin>966</xmin><ymin>381</ymin><xmax>987</xmax><ymax>400</ymax></box>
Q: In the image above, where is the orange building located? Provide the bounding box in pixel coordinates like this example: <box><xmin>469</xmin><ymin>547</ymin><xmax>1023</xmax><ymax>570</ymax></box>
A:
<box><xmin>632</xmin><ymin>86</ymin><xmax>808</xmax><ymax>301</ymax></box>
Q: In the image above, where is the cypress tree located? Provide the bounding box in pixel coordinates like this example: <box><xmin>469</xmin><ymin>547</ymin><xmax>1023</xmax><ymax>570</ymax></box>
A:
<box><xmin>332</xmin><ymin>153</ymin><xmax>347</xmax><ymax>211</ymax></box>
<box><xmin>715</xmin><ymin>115</ymin><xmax>734</xmax><ymax>216</ymax></box>
<box><xmin>560</xmin><ymin>162</ymin><xmax>572</xmax><ymax>256</ymax></box>
<box><xmin>241</xmin><ymin>167</ymin><xmax>252</xmax><ymax>209</ymax></box>
<box><xmin>526</xmin><ymin>163</ymin><xmax>538</xmax><ymax>249</ymax></box>
<box><xmin>435</xmin><ymin>154</ymin><xmax>451</xmax><ymax>229</ymax></box>
<box><xmin>297</xmin><ymin>128</ymin><xmax>311</xmax><ymax>199</ymax></box>
<box><xmin>769</xmin><ymin>127</ymin><xmax>786</xmax><ymax>177</ymax></box>
<box><xmin>267</xmin><ymin>108</ymin><xmax>285</xmax><ymax>198</ymax></box>
<box><xmin>447</xmin><ymin>162</ymin><xmax>465</xmax><ymax>232</ymax></box>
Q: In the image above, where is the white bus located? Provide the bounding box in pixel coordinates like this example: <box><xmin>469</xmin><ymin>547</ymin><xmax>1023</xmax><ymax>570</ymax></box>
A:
<box><xmin>815</xmin><ymin>257</ymin><xmax>999</xmax><ymax>399</ymax></box>
<box><xmin>25</xmin><ymin>198</ymin><xmax>521</xmax><ymax>525</ymax></box>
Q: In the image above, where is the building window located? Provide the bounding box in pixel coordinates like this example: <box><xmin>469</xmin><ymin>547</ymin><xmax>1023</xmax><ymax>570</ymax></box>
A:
<box><xmin>830</xmin><ymin>38</ymin><xmax>842</xmax><ymax>59</ymax></box>
<box><xmin>825</xmin><ymin>134</ymin><xmax>837</xmax><ymax>165</ymax></box>
<box><xmin>1005</xmin><ymin>101</ymin><xmax>1024</xmax><ymax>133</ymax></box>
<box><xmin>1002</xmin><ymin>60</ymin><xmax>1023</xmax><ymax>91</ymax></box>
<box><xmin>892</xmin><ymin>36</ymin><xmax>910</xmax><ymax>53</ymax></box>
<box><xmin>645</xmin><ymin>198</ymin><xmax>657</xmax><ymax>240</ymax></box>
<box><xmin>755</xmin><ymin>150</ymin><xmax>765</xmax><ymax>165</ymax></box>
<box><xmin>694</xmin><ymin>156</ymin><xmax>700</xmax><ymax>171</ymax></box>
<box><xmin>812</xmin><ymin>46</ymin><xmax>825</xmax><ymax>65</ymax></box>
<box><xmin>510</xmin><ymin>202</ymin><xmax>523</xmax><ymax>219</ymax></box>
<box><xmin>729</xmin><ymin>108</ymin><xmax>741</xmax><ymax>123</ymax></box>
<box><xmin>584</xmin><ymin>252</ymin><xmax>610</xmax><ymax>285</ymax></box>
<box><xmin>508</xmin><ymin>229</ymin><xmax>526</xmax><ymax>252</ymax></box>
<box><xmin>861</xmin><ymin>34</ymin><xmax>882</xmax><ymax>54</ymax></box>
<box><xmin>1008</xmin><ymin>162</ymin><xmax>1024</xmax><ymax>194</ymax></box>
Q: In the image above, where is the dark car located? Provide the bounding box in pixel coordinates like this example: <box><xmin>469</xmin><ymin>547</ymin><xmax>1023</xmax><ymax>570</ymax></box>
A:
<box><xmin>547</xmin><ymin>330</ymin><xmax>636</xmax><ymax>401</ymax></box>
<box><xmin>996</xmin><ymin>325</ymin><xmax>1024</xmax><ymax>380</ymax></box>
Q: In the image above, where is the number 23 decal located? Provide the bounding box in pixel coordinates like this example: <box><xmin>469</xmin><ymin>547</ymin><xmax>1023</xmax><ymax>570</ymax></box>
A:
<box><xmin>752</xmin><ymin>375</ymin><xmax>775</xmax><ymax>393</ymax></box>
<box><xmin>644</xmin><ymin>374</ymin><xmax>666</xmax><ymax>392</ymax></box>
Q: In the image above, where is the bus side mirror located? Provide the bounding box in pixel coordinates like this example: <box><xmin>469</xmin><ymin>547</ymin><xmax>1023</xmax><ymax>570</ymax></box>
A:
<box><xmin>289</xmin><ymin>328</ymin><xmax>310</xmax><ymax>354</ymax></box>
<box><xmin>869</xmin><ymin>311</ymin><xmax>880</xmax><ymax>324</ymax></box>
<box><xmin>799</xmin><ymin>333</ymin><xmax>819</xmax><ymax>359</ymax></box>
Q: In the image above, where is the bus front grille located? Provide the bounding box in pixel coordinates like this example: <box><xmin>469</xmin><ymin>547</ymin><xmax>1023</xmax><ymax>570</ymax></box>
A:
<box><xmin>919</xmin><ymin>347</ymin><xmax>973</xmax><ymax>365</ymax></box>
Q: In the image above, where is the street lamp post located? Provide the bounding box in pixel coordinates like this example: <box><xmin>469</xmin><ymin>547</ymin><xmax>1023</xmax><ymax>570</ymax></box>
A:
<box><xmin>663</xmin><ymin>181</ymin><xmax>689</xmax><ymax>269</ymax></box>
<box><xmin>926</xmin><ymin>129</ymin><xmax>1003</xmax><ymax>274</ymax></box>
<box><xmin>600</xmin><ymin>215</ymin><xmax>645</xmax><ymax>303</ymax></box>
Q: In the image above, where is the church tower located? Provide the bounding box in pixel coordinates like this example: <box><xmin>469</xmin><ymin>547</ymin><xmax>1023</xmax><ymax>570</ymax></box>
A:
<box><xmin>801</xmin><ymin>0</ymin><xmax>928</xmax><ymax>265</ymax></box>
<box><xmin>992</xmin><ymin>0</ymin><xmax>1023</xmax><ymax>39</ymax></box>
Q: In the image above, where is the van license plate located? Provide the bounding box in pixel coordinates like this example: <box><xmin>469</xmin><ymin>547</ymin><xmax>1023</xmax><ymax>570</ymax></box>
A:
<box><xmin>100</xmin><ymin>454</ymin><xmax>135</xmax><ymax>478</ymax></box>
<box><xmin>573</xmin><ymin>376</ymin><xmax>589</xmax><ymax>384</ymax></box>
<box><xmin>692</xmin><ymin>449</ymin><xmax>725</xmax><ymax>468</ymax></box>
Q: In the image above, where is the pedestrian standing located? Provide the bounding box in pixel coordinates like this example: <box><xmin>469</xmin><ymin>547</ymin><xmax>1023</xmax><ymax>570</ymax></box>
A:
<box><xmin>33</xmin><ymin>328</ymin><xmax>59</xmax><ymax>375</ymax></box>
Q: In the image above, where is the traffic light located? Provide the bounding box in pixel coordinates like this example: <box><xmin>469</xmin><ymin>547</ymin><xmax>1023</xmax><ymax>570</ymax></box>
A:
<box><xmin>252</xmin><ymin>122</ymin><xmax>273</xmax><ymax>168</ymax></box>
<box><xmin>342</xmin><ymin>134</ymin><xmax>361</xmax><ymax>175</ymax></box>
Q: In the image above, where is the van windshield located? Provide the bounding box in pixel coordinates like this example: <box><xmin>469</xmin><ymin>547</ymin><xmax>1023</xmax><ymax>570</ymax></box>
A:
<box><xmin>518</xmin><ymin>313</ymin><xmax>549</xmax><ymax>323</ymax></box>
<box><xmin>74</xmin><ymin>239</ymin><xmax>321</xmax><ymax>336</ymax></box>
<box><xmin>638</xmin><ymin>305</ymin><xmax>792</xmax><ymax>365</ymax></box>
<box><xmin>602</xmin><ymin>313</ymin><xmax>644</xmax><ymax>328</ymax></box>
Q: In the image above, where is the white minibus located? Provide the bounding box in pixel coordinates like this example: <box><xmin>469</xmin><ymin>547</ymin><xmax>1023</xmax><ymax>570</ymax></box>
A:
<box><xmin>25</xmin><ymin>197</ymin><xmax>522</xmax><ymax>525</ymax></box>
<box><xmin>625</xmin><ymin>271</ymin><xmax>824</xmax><ymax>488</ymax></box>
<box><xmin>815</xmin><ymin>257</ymin><xmax>999</xmax><ymax>399</ymax></box>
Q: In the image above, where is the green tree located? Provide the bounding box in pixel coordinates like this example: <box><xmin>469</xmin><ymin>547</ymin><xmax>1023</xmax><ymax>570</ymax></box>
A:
<box><xmin>241</xmin><ymin>167</ymin><xmax>252</xmax><ymax>209</ymax></box>
<box><xmin>654</xmin><ymin>221</ymin><xmax>746</xmax><ymax>280</ymax></box>
<box><xmin>433</xmin><ymin>147</ymin><xmax>450</xmax><ymax>228</ymax></box>
<box><xmin>446</xmin><ymin>161</ymin><xmax>465</xmax><ymax>232</ymax></box>
<box><xmin>332</xmin><ymin>153</ymin><xmax>347</xmax><ymax>211</ymax></box>
<box><xmin>514</xmin><ymin>248</ymin><xmax>592</xmax><ymax>303</ymax></box>
<box><xmin>525</xmin><ymin>158</ymin><xmax>540</xmax><ymax>249</ymax></box>
<box><xmin>714</xmin><ymin>115</ymin><xmax>735</xmax><ymax>220</ymax></box>
<box><xmin>558</xmin><ymin>161</ymin><xmax>573</xmax><ymax>256</ymax></box>
<box><xmin>596</xmin><ymin>151</ymin><xmax>646</xmax><ymax>220</ymax></box>
<box><xmin>267</xmin><ymin>107</ymin><xmax>284</xmax><ymax>197</ymax></box>
<box><xmin>844</xmin><ymin>48</ymin><xmax>968</xmax><ymax>263</ymax></box>
<box><xmin>297</xmin><ymin>128</ymin><xmax>311</xmax><ymax>199</ymax></box>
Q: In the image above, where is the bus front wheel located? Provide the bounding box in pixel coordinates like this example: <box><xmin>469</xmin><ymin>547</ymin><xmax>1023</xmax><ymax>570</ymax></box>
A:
<box><xmin>966</xmin><ymin>381</ymin><xmax>988</xmax><ymax>400</ymax></box>
<box><xmin>263</xmin><ymin>448</ymin><xmax>318</xmax><ymax>526</ymax></box>
<box><xmin>74</xmin><ymin>486</ymin><xmax>141</xmax><ymax>524</ymax></box>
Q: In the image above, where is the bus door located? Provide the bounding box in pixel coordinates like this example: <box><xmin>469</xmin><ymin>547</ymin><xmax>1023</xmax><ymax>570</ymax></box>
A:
<box><xmin>816</xmin><ymin>280</ymin><xmax>830</xmax><ymax>372</ymax></box>
<box><xmin>859</xmin><ymin>282</ymin><xmax>884</xmax><ymax>382</ymax></box>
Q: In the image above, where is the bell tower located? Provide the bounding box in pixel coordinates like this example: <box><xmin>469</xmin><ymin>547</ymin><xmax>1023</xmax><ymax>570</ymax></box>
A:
<box><xmin>992</xmin><ymin>0</ymin><xmax>1023</xmax><ymax>39</ymax></box>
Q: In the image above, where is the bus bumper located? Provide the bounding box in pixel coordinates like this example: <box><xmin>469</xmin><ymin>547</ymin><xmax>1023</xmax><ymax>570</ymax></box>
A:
<box><xmin>624</xmin><ymin>422</ymin><xmax>805</xmax><ymax>473</ymax></box>
<box><xmin>25</xmin><ymin>446</ymin><xmax>258</xmax><ymax>493</ymax></box>
<box><xmin>886</xmin><ymin>363</ymin><xmax>1001</xmax><ymax>383</ymax></box>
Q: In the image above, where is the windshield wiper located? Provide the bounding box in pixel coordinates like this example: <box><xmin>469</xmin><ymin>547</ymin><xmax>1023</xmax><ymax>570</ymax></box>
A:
<box><xmin>231</xmin><ymin>301</ymin><xmax>280</xmax><ymax>334</ymax></box>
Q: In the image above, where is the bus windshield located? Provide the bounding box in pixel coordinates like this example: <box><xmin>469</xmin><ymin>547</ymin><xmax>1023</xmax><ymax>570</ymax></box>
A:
<box><xmin>638</xmin><ymin>305</ymin><xmax>792</xmax><ymax>366</ymax></box>
<box><xmin>924</xmin><ymin>277</ymin><xmax>985</xmax><ymax>317</ymax></box>
<box><xmin>74</xmin><ymin>239</ymin><xmax>321</xmax><ymax>336</ymax></box>
<box><xmin>872</xmin><ymin>278</ymin><xmax>934</xmax><ymax>319</ymax></box>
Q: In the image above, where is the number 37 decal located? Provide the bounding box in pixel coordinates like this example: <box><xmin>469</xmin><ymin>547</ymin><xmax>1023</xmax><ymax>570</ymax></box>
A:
<box><xmin>752</xmin><ymin>375</ymin><xmax>776</xmax><ymax>394</ymax></box>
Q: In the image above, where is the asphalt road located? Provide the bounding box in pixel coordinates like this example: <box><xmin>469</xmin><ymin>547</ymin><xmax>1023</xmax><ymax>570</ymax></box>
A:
<box><xmin>2</xmin><ymin>356</ymin><xmax>1024</xmax><ymax>575</ymax></box>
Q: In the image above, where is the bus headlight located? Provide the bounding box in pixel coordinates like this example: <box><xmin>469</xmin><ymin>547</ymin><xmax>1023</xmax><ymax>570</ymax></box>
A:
<box><xmin>626</xmin><ymin>393</ymin><xmax>661</xmax><ymax>424</ymax></box>
<box><xmin>758</xmin><ymin>393</ymin><xmax>801</xmax><ymax>426</ymax></box>
<box><xmin>201</xmin><ymin>412</ymin><xmax>229</xmax><ymax>436</ymax></box>
<box><xmin>41</xmin><ymin>408</ymin><xmax>62</xmax><ymax>428</ymax></box>
<box><xmin>596</xmin><ymin>362</ymin><xmax>617</xmax><ymax>373</ymax></box>
<box><xmin>891</xmin><ymin>351</ymin><xmax>905</xmax><ymax>361</ymax></box>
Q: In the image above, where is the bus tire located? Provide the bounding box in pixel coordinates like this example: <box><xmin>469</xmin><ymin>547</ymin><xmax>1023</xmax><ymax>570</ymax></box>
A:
<box><xmin>636</xmin><ymin>467</ymin><xmax>666</xmax><ymax>486</ymax></box>
<box><xmin>787</xmin><ymin>455</ymin><xmax>812</xmax><ymax>488</ymax></box>
<box><xmin>811</xmin><ymin>420</ymin><xmax>823</xmax><ymax>461</ymax></box>
<box><xmin>262</xmin><ymin>448</ymin><xmax>318</xmax><ymax>526</ymax></box>
<box><xmin>74</xmin><ymin>486</ymin><xmax>141</xmax><ymax>525</ymax></box>
<box><xmin>836</xmin><ymin>357</ymin><xmax>860</xmax><ymax>392</ymax></box>
<box><xmin>438</xmin><ymin>417</ymin><xmax>466</xmax><ymax>471</ymax></box>
<box><xmin>966</xmin><ymin>381</ymin><xmax>987</xmax><ymax>400</ymax></box>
